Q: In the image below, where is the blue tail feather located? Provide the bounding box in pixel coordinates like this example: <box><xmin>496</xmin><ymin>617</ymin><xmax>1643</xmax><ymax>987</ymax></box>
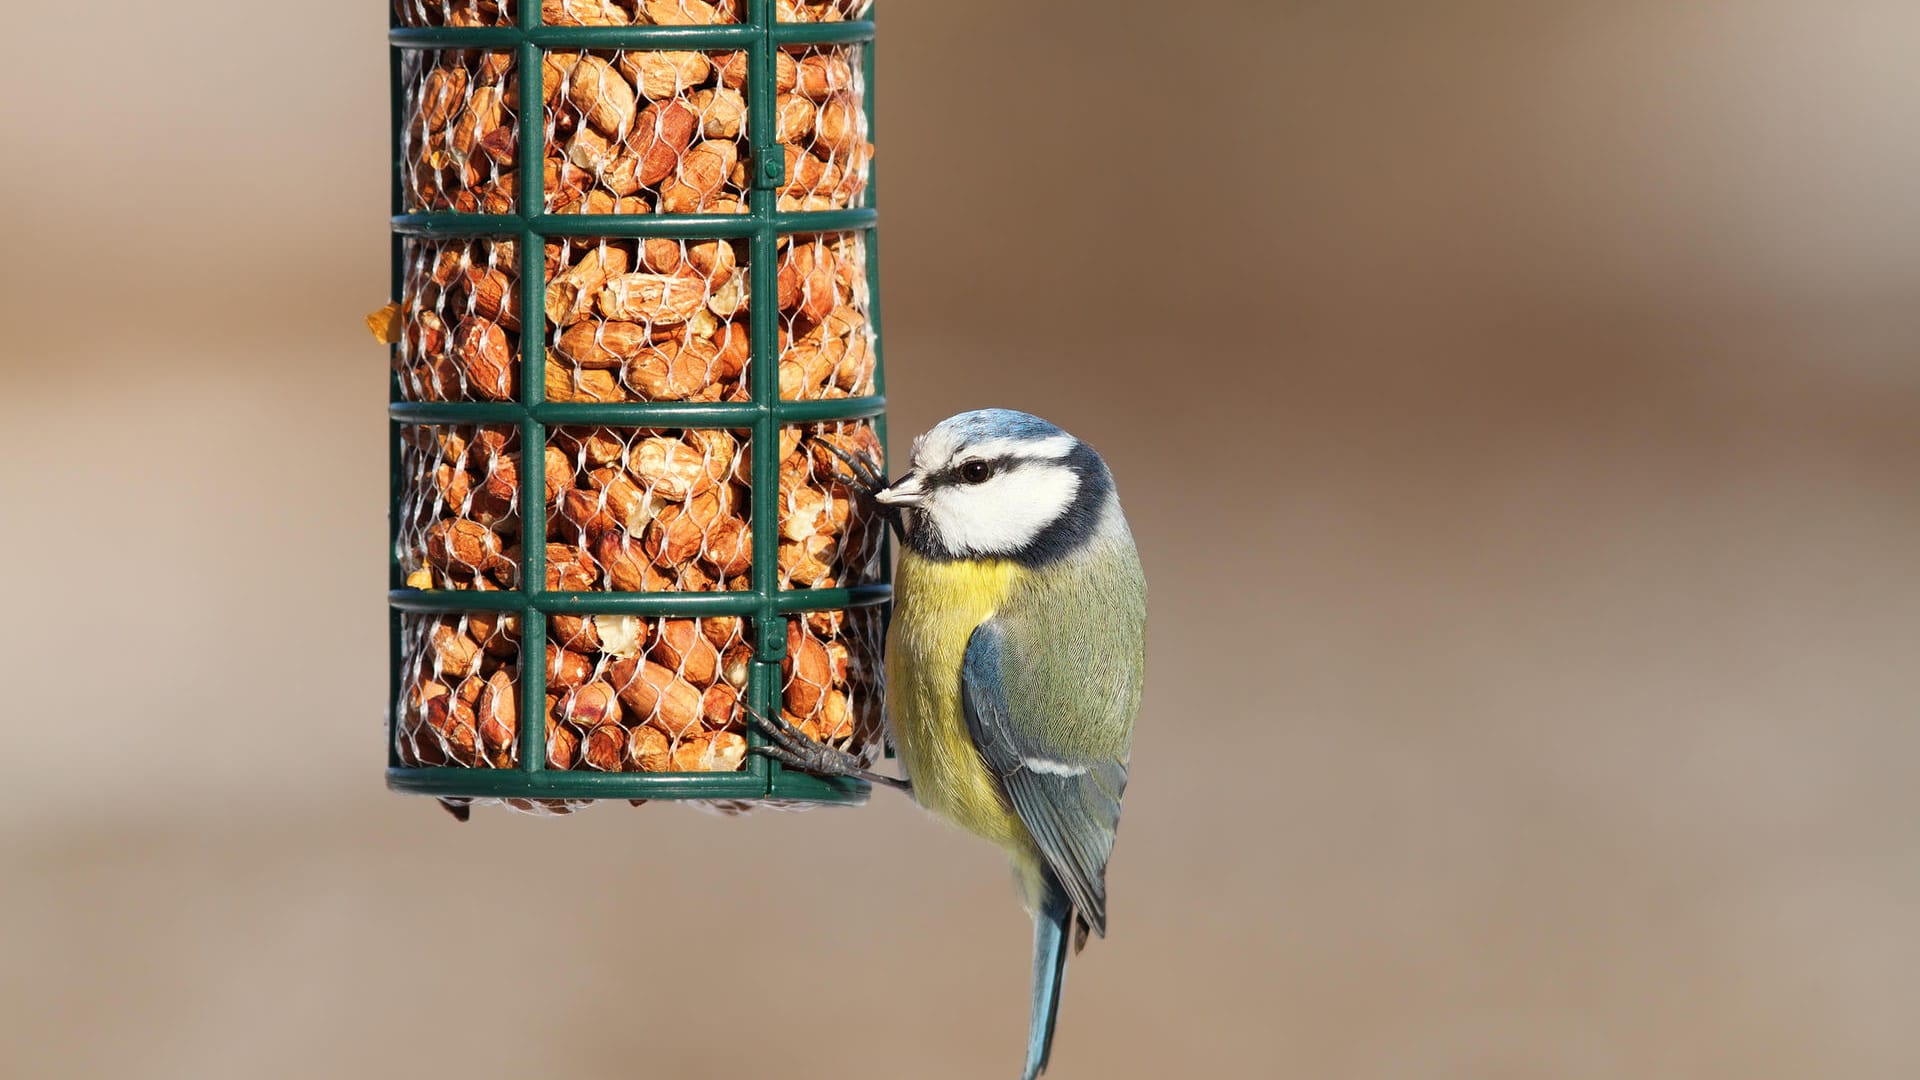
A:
<box><xmin>1024</xmin><ymin>889</ymin><xmax>1075</xmax><ymax>1080</ymax></box>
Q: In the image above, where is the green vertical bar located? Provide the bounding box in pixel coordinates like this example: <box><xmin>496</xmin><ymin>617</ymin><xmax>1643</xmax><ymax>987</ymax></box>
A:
<box><xmin>747</xmin><ymin>0</ymin><xmax>784</xmax><ymax>792</ymax></box>
<box><xmin>388</xmin><ymin>28</ymin><xmax>407</xmax><ymax>772</ymax></box>
<box><xmin>861</xmin><ymin>31</ymin><xmax>885</xmax><ymax>461</ymax></box>
<box><xmin>860</xmin><ymin>27</ymin><xmax>893</xmax><ymax>759</ymax></box>
<box><xmin>517</xmin><ymin>26</ymin><xmax>549</xmax><ymax>773</ymax></box>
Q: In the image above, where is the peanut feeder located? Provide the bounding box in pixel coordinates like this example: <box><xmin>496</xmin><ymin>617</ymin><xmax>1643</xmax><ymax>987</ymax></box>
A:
<box><xmin>384</xmin><ymin>0</ymin><xmax>885</xmax><ymax>814</ymax></box>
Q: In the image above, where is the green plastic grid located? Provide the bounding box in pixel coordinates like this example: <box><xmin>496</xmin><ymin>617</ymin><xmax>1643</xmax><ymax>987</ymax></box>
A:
<box><xmin>386</xmin><ymin>0</ymin><xmax>884</xmax><ymax>805</ymax></box>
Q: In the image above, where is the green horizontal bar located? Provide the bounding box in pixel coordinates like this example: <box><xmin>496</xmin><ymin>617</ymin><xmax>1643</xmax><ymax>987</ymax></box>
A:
<box><xmin>389</xmin><ymin>396</ymin><xmax>886</xmax><ymax>427</ymax></box>
<box><xmin>530</xmin><ymin>590</ymin><xmax>766</xmax><ymax>616</ymax></box>
<box><xmin>389</xmin><ymin>21</ymin><xmax>871</xmax><ymax>51</ymax></box>
<box><xmin>390</xmin><ymin>26</ymin><xmax>761</xmax><ymax>50</ymax></box>
<box><xmin>388</xmin><ymin>589</ymin><xmax>527</xmax><ymax>614</ymax></box>
<box><xmin>390</xmin><ymin>584</ymin><xmax>890</xmax><ymax>616</ymax></box>
<box><xmin>387</xmin><ymin>766</ymin><xmax>860</xmax><ymax>803</ymax></box>
<box><xmin>393</xmin><ymin>210</ymin><xmax>876</xmax><ymax>238</ymax></box>
<box><xmin>775</xmin><ymin>394</ymin><xmax>887</xmax><ymax>422</ymax></box>
<box><xmin>772</xmin><ymin>208</ymin><xmax>878</xmax><ymax>234</ymax></box>
<box><xmin>547</xmin><ymin>585</ymin><xmax>890</xmax><ymax>613</ymax></box>
<box><xmin>528</xmin><ymin>213</ymin><xmax>764</xmax><ymax>238</ymax></box>
<box><xmin>774</xmin><ymin>582</ymin><xmax>892</xmax><ymax>610</ymax></box>
<box><xmin>392</xmin><ymin>213</ymin><xmax>756</xmax><ymax>238</ymax></box>
<box><xmin>391</xmin><ymin>214</ymin><xmax>522</xmax><ymax>237</ymax></box>
<box><xmin>390</xmin><ymin>402</ymin><xmax>758</xmax><ymax>426</ymax></box>
<box><xmin>389</xmin><ymin>27</ymin><xmax>522</xmax><ymax>49</ymax></box>
<box><xmin>529</xmin><ymin>402</ymin><xmax>762</xmax><ymax>426</ymax></box>
<box><xmin>769</xmin><ymin>21</ymin><xmax>875</xmax><ymax>46</ymax></box>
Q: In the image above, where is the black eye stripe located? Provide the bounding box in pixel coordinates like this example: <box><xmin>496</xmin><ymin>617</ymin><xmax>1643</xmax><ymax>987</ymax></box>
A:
<box><xmin>923</xmin><ymin>452</ymin><xmax>1073</xmax><ymax>489</ymax></box>
<box><xmin>930</xmin><ymin>454</ymin><xmax>1008</xmax><ymax>486</ymax></box>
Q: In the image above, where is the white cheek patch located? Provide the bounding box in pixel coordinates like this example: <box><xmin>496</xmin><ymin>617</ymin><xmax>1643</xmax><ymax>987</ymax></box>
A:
<box><xmin>930</xmin><ymin>462</ymin><xmax>1080</xmax><ymax>555</ymax></box>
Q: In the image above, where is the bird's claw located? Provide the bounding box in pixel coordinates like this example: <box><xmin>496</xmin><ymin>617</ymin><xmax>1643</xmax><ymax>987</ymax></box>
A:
<box><xmin>819</xmin><ymin>442</ymin><xmax>907</xmax><ymax>540</ymax></box>
<box><xmin>820</xmin><ymin>441</ymin><xmax>888</xmax><ymax>499</ymax></box>
<box><xmin>748</xmin><ymin>708</ymin><xmax>869</xmax><ymax>779</ymax></box>
<box><xmin>748</xmin><ymin>708</ymin><xmax>911</xmax><ymax>792</ymax></box>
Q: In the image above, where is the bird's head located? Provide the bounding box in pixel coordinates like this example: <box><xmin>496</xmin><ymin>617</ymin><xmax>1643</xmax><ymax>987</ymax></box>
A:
<box><xmin>875</xmin><ymin>409</ymin><xmax>1120</xmax><ymax>566</ymax></box>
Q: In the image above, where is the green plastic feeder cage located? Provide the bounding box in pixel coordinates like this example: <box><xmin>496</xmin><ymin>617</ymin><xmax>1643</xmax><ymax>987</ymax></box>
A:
<box><xmin>385</xmin><ymin>0</ymin><xmax>886</xmax><ymax>814</ymax></box>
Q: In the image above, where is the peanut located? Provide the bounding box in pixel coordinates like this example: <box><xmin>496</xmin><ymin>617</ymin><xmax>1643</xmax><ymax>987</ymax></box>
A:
<box><xmin>544</xmin><ymin>0</ymin><xmax>630</xmax><ymax>26</ymax></box>
<box><xmin>606</xmin><ymin>657</ymin><xmax>705</xmax><ymax>736</ymax></box>
<box><xmin>559</xmin><ymin>681</ymin><xmax>624</xmax><ymax>728</ymax></box>
<box><xmin>652</xmin><ymin>619</ymin><xmax>721</xmax><ymax>686</ymax></box>
<box><xmin>619</xmin><ymin>51</ymin><xmax>712</xmax><ymax>101</ymax></box>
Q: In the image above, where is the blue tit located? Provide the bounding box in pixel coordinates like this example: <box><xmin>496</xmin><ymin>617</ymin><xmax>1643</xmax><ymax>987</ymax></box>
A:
<box><xmin>757</xmin><ymin>409</ymin><xmax>1147</xmax><ymax>1080</ymax></box>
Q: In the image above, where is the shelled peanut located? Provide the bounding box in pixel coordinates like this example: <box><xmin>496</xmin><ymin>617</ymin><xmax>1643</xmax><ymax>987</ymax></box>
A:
<box><xmin>395</xmin><ymin>613</ymin><xmax>528</xmax><ymax>768</ymax></box>
<box><xmin>544</xmin><ymin>231</ymin><xmax>874</xmax><ymax>403</ymax></box>
<box><xmin>540</xmin><ymin>44</ymin><xmax>869</xmax><ymax>215</ymax></box>
<box><xmin>541</xmin><ymin>420</ymin><xmax>879</xmax><ymax>592</ymax></box>
<box><xmin>779</xmin><ymin>607</ymin><xmax>884</xmax><ymax>761</ymax></box>
<box><xmin>777</xmin><ymin>0</ymin><xmax>871</xmax><ymax>21</ymax></box>
<box><xmin>774</xmin><ymin>232</ymin><xmax>876</xmax><ymax>399</ymax></box>
<box><xmin>398</xmin><ymin>424</ymin><xmax>541</xmax><ymax>589</ymax></box>
<box><xmin>777</xmin><ymin>420</ymin><xmax>886</xmax><ymax>589</ymax></box>
<box><xmin>394</xmin><ymin>608</ymin><xmax>883</xmax><ymax>782</ymax></box>
<box><xmin>545</xmin><ymin>236</ymin><xmax>752</xmax><ymax>403</ymax></box>
<box><xmin>397</xmin><ymin>421</ymin><xmax>881</xmax><ymax>595</ymax></box>
<box><xmin>543</xmin><ymin>0</ymin><xmax>742</xmax><ymax>25</ymax></box>
<box><xmin>402</xmin><ymin>51</ymin><xmax>520</xmax><ymax>213</ymax></box>
<box><xmin>392</xmin><ymin>613</ymin><xmax>748</xmax><ymax>775</ymax></box>
<box><xmin>547</xmin><ymin>425</ymin><xmax>750</xmax><ymax>592</ymax></box>
<box><xmin>393</xmin><ymin>232</ymin><xmax>872</xmax><ymax>404</ymax></box>
<box><xmin>393</xmin><ymin>239</ymin><xmax>523</xmax><ymax>403</ymax></box>
<box><xmin>394</xmin><ymin>0</ymin><xmax>515</xmax><ymax>27</ymax></box>
<box><xmin>548</xmin><ymin>614</ymin><xmax>749</xmax><ymax>772</ymax></box>
<box><xmin>760</xmin><ymin>46</ymin><xmax>872</xmax><ymax>213</ymax></box>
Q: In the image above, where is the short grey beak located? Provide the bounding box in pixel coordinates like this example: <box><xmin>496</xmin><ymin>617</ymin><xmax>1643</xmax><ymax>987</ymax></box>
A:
<box><xmin>872</xmin><ymin>473</ymin><xmax>925</xmax><ymax>507</ymax></box>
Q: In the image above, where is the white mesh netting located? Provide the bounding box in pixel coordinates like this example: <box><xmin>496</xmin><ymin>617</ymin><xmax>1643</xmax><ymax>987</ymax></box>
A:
<box><xmin>395</xmin><ymin>612</ymin><xmax>525</xmax><ymax>769</ymax></box>
<box><xmin>776</xmin><ymin>0</ymin><xmax>870</xmax><ymax>23</ymax></box>
<box><xmin>546</xmin><ymin>614</ymin><xmax>749</xmax><ymax>772</ymax></box>
<box><xmin>776</xmin><ymin>232</ymin><xmax>875</xmax><ymax>400</ymax></box>
<box><xmin>395</xmin><ymin>0</ymin><xmax>516</xmax><ymax>27</ymax></box>
<box><xmin>394</xmin><ymin>608</ymin><xmax>884</xmax><ymax>783</ymax></box>
<box><xmin>402</xmin><ymin>51</ymin><xmax>520</xmax><ymax>213</ymax></box>
<box><xmin>543</xmin><ymin>0</ymin><xmax>742</xmax><ymax>25</ymax></box>
<box><xmin>546</xmin><ymin>426</ymin><xmax>754</xmax><ymax>592</ymax></box>
<box><xmin>541</xmin><ymin>45</ymin><xmax>869</xmax><ymax>215</ymax></box>
<box><xmin>777</xmin><ymin>419</ymin><xmax>885</xmax><ymax>590</ymax></box>
<box><xmin>779</xmin><ymin>606</ymin><xmax>884</xmax><ymax>762</ymax></box>
<box><xmin>395</xmin><ymin>239</ymin><xmax>524</xmax><ymax>403</ymax></box>
<box><xmin>545</xmin><ymin>237</ymin><xmax>753</xmax><ymax>403</ymax></box>
<box><xmin>398</xmin><ymin>424</ymin><xmax>531</xmax><ymax>589</ymax></box>
<box><xmin>770</xmin><ymin>46</ymin><xmax>871</xmax><ymax>212</ymax></box>
<box><xmin>545</xmin><ymin>49</ymin><xmax>743</xmax><ymax>215</ymax></box>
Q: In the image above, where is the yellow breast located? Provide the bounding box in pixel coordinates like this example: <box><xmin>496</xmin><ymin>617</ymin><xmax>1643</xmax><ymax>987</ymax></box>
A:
<box><xmin>886</xmin><ymin>553</ymin><xmax>1034</xmax><ymax>853</ymax></box>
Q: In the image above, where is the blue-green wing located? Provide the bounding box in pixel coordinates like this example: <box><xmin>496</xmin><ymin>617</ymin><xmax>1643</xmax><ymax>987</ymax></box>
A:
<box><xmin>962</xmin><ymin>619</ymin><xmax>1129</xmax><ymax>935</ymax></box>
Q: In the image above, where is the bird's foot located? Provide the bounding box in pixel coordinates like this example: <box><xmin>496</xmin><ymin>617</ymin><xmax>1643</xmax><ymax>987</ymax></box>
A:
<box><xmin>820</xmin><ymin>442</ymin><xmax>907</xmax><ymax>542</ymax></box>
<box><xmin>819</xmin><ymin>441</ymin><xmax>888</xmax><ymax>499</ymax></box>
<box><xmin>748</xmin><ymin>709</ymin><xmax>911</xmax><ymax>794</ymax></box>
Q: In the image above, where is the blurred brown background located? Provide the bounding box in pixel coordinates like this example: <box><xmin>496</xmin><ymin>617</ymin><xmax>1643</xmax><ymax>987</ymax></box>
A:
<box><xmin>3</xmin><ymin>2</ymin><xmax>1918</xmax><ymax>1077</ymax></box>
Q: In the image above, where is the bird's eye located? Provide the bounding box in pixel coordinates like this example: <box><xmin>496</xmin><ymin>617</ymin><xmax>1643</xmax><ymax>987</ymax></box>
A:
<box><xmin>959</xmin><ymin>461</ymin><xmax>993</xmax><ymax>484</ymax></box>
